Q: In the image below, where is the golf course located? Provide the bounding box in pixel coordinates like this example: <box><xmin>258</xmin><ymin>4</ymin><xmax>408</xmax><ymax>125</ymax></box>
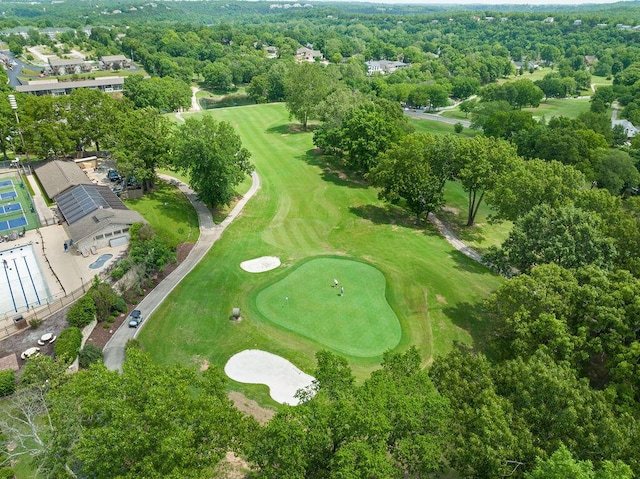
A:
<box><xmin>139</xmin><ymin>103</ymin><xmax>503</xmax><ymax>401</ymax></box>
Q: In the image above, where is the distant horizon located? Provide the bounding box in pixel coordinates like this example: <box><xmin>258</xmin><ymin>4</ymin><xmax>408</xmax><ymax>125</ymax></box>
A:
<box><xmin>311</xmin><ymin>0</ymin><xmax>633</xmax><ymax>5</ymax></box>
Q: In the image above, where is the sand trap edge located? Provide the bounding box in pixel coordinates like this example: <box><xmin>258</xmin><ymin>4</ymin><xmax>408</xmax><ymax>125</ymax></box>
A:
<box><xmin>224</xmin><ymin>349</ymin><xmax>315</xmax><ymax>405</ymax></box>
<box><xmin>240</xmin><ymin>256</ymin><xmax>281</xmax><ymax>273</ymax></box>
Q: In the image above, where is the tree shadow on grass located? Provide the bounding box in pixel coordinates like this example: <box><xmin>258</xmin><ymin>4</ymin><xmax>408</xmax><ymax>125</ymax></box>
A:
<box><xmin>446</xmin><ymin>249</ymin><xmax>494</xmax><ymax>276</ymax></box>
<box><xmin>437</xmin><ymin>208</ymin><xmax>489</xmax><ymax>246</ymax></box>
<box><xmin>296</xmin><ymin>149</ymin><xmax>370</xmax><ymax>190</ymax></box>
<box><xmin>350</xmin><ymin>204</ymin><xmax>427</xmax><ymax>228</ymax></box>
<box><xmin>442</xmin><ymin>299</ymin><xmax>495</xmax><ymax>354</ymax></box>
<box><xmin>266</xmin><ymin>123</ymin><xmax>315</xmax><ymax>135</ymax></box>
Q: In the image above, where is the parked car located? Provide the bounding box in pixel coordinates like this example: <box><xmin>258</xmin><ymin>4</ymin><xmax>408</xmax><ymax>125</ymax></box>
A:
<box><xmin>108</xmin><ymin>169</ymin><xmax>120</xmax><ymax>182</ymax></box>
<box><xmin>128</xmin><ymin>310</ymin><xmax>143</xmax><ymax>328</ymax></box>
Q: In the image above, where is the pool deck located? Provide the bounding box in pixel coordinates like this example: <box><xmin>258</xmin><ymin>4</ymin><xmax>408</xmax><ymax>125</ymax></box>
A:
<box><xmin>0</xmin><ymin>168</ymin><xmax>129</xmax><ymax>338</ymax></box>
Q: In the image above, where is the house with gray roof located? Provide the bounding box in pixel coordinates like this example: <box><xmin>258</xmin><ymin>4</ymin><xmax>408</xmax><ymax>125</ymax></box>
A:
<box><xmin>612</xmin><ymin>119</ymin><xmax>639</xmax><ymax>138</ymax></box>
<box><xmin>33</xmin><ymin>159</ymin><xmax>92</xmax><ymax>199</ymax></box>
<box><xmin>34</xmin><ymin>160</ymin><xmax>144</xmax><ymax>251</ymax></box>
<box><xmin>98</xmin><ymin>55</ymin><xmax>131</xmax><ymax>70</ymax></box>
<box><xmin>45</xmin><ymin>57</ymin><xmax>91</xmax><ymax>76</ymax></box>
<box><xmin>15</xmin><ymin>77</ymin><xmax>124</xmax><ymax>96</ymax></box>
<box><xmin>296</xmin><ymin>46</ymin><xmax>324</xmax><ymax>62</ymax></box>
<box><xmin>56</xmin><ymin>184</ymin><xmax>144</xmax><ymax>250</ymax></box>
<box><xmin>365</xmin><ymin>60</ymin><xmax>410</xmax><ymax>76</ymax></box>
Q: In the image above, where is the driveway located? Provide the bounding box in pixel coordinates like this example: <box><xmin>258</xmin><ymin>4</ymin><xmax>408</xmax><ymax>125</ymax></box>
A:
<box><xmin>103</xmin><ymin>172</ymin><xmax>260</xmax><ymax>371</ymax></box>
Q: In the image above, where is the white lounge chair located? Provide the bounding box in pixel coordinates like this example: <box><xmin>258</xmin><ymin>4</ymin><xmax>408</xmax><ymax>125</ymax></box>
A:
<box><xmin>90</xmin><ymin>245</ymin><xmax>97</xmax><ymax>255</ymax></box>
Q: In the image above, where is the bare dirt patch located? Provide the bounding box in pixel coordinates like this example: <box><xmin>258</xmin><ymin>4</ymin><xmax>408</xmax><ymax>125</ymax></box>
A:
<box><xmin>436</xmin><ymin>294</ymin><xmax>448</xmax><ymax>304</ymax></box>
<box><xmin>200</xmin><ymin>358</ymin><xmax>210</xmax><ymax>371</ymax></box>
<box><xmin>442</xmin><ymin>206</ymin><xmax>460</xmax><ymax>215</ymax></box>
<box><xmin>228</xmin><ymin>391</ymin><xmax>275</xmax><ymax>425</ymax></box>
<box><xmin>214</xmin><ymin>451</ymin><xmax>252</xmax><ymax>479</ymax></box>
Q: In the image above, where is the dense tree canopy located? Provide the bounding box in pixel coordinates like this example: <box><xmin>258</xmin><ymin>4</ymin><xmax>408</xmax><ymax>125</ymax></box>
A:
<box><xmin>171</xmin><ymin>116</ymin><xmax>253</xmax><ymax>207</ymax></box>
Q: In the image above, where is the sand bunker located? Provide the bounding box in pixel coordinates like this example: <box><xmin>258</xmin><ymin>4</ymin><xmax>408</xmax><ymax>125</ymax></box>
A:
<box><xmin>240</xmin><ymin>256</ymin><xmax>281</xmax><ymax>273</ymax></box>
<box><xmin>224</xmin><ymin>349</ymin><xmax>316</xmax><ymax>405</ymax></box>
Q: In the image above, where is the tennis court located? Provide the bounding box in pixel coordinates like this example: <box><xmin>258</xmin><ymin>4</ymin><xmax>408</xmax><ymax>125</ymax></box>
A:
<box><xmin>0</xmin><ymin>216</ymin><xmax>27</xmax><ymax>232</ymax></box>
<box><xmin>0</xmin><ymin>172</ymin><xmax>39</xmax><ymax>233</ymax></box>
<box><xmin>0</xmin><ymin>203</ymin><xmax>22</xmax><ymax>215</ymax></box>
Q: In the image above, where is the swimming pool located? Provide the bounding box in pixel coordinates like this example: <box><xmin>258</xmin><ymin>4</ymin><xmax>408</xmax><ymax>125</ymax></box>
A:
<box><xmin>0</xmin><ymin>243</ymin><xmax>51</xmax><ymax>315</ymax></box>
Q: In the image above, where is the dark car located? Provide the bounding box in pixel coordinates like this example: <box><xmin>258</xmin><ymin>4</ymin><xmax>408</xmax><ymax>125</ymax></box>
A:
<box><xmin>108</xmin><ymin>169</ymin><xmax>120</xmax><ymax>182</ymax></box>
<box><xmin>128</xmin><ymin>310</ymin><xmax>142</xmax><ymax>328</ymax></box>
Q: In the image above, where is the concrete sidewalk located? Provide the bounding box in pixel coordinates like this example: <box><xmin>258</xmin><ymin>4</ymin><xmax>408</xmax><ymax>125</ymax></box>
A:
<box><xmin>103</xmin><ymin>172</ymin><xmax>261</xmax><ymax>372</ymax></box>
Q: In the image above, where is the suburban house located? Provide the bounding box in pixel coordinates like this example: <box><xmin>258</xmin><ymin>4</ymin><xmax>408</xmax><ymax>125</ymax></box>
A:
<box><xmin>612</xmin><ymin>119</ymin><xmax>639</xmax><ymax>138</ymax></box>
<box><xmin>16</xmin><ymin>77</ymin><xmax>125</xmax><ymax>96</ymax></box>
<box><xmin>33</xmin><ymin>160</ymin><xmax>144</xmax><ymax>251</ymax></box>
<box><xmin>264</xmin><ymin>46</ymin><xmax>278</xmax><ymax>58</ymax></box>
<box><xmin>44</xmin><ymin>57</ymin><xmax>91</xmax><ymax>76</ymax></box>
<box><xmin>296</xmin><ymin>46</ymin><xmax>324</xmax><ymax>62</ymax></box>
<box><xmin>365</xmin><ymin>60</ymin><xmax>410</xmax><ymax>75</ymax></box>
<box><xmin>98</xmin><ymin>55</ymin><xmax>131</xmax><ymax>70</ymax></box>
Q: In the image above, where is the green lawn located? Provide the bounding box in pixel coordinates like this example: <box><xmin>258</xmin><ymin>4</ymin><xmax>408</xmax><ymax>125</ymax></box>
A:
<box><xmin>524</xmin><ymin>97</ymin><xmax>591</xmax><ymax>121</ymax></box>
<box><xmin>440</xmin><ymin>109</ymin><xmax>472</xmax><ymax>121</ymax></box>
<box><xmin>409</xmin><ymin>117</ymin><xmax>478</xmax><ymax>137</ymax></box>
<box><xmin>441</xmin><ymin>181</ymin><xmax>512</xmax><ymax>253</ymax></box>
<box><xmin>253</xmin><ymin>257</ymin><xmax>401</xmax><ymax>357</ymax></box>
<box><xmin>139</xmin><ymin>103</ymin><xmax>503</xmax><ymax>392</ymax></box>
<box><xmin>124</xmin><ymin>179</ymin><xmax>199</xmax><ymax>248</ymax></box>
<box><xmin>442</xmin><ymin>97</ymin><xmax>591</xmax><ymax>123</ymax></box>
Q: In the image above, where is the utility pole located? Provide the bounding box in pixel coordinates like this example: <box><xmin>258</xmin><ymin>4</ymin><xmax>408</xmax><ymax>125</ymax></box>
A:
<box><xmin>7</xmin><ymin>94</ymin><xmax>28</xmax><ymax>162</ymax></box>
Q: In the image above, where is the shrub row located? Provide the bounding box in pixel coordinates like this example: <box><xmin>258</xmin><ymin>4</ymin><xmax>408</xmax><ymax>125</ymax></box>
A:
<box><xmin>0</xmin><ymin>370</ymin><xmax>16</xmax><ymax>397</ymax></box>
<box><xmin>66</xmin><ymin>294</ymin><xmax>96</xmax><ymax>328</ymax></box>
<box><xmin>54</xmin><ymin>327</ymin><xmax>82</xmax><ymax>364</ymax></box>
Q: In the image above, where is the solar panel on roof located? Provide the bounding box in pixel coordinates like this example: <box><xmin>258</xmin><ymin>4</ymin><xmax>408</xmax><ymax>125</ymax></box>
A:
<box><xmin>56</xmin><ymin>184</ymin><xmax>111</xmax><ymax>224</ymax></box>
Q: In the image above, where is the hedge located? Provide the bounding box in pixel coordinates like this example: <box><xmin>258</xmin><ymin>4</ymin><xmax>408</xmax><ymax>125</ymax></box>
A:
<box><xmin>0</xmin><ymin>370</ymin><xmax>16</xmax><ymax>397</ymax></box>
<box><xmin>66</xmin><ymin>294</ymin><xmax>96</xmax><ymax>328</ymax></box>
<box><xmin>54</xmin><ymin>327</ymin><xmax>83</xmax><ymax>364</ymax></box>
<box><xmin>79</xmin><ymin>344</ymin><xmax>103</xmax><ymax>369</ymax></box>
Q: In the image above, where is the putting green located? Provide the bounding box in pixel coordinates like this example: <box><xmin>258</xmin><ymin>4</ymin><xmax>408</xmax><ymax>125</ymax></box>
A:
<box><xmin>253</xmin><ymin>257</ymin><xmax>401</xmax><ymax>357</ymax></box>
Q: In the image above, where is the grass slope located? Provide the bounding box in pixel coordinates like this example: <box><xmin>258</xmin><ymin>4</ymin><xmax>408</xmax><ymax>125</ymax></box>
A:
<box><xmin>139</xmin><ymin>103</ymin><xmax>502</xmax><ymax>386</ymax></box>
<box><xmin>125</xmin><ymin>179</ymin><xmax>199</xmax><ymax>249</ymax></box>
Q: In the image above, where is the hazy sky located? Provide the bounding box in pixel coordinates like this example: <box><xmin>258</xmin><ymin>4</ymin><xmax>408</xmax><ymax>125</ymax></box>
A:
<box><xmin>328</xmin><ymin>0</ymin><xmax>632</xmax><ymax>4</ymax></box>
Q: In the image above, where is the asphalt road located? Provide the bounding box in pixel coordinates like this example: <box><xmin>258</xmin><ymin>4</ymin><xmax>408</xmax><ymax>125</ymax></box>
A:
<box><xmin>103</xmin><ymin>172</ymin><xmax>261</xmax><ymax>372</ymax></box>
<box><xmin>404</xmin><ymin>109</ymin><xmax>472</xmax><ymax>127</ymax></box>
<box><xmin>1</xmin><ymin>50</ymin><xmax>42</xmax><ymax>87</ymax></box>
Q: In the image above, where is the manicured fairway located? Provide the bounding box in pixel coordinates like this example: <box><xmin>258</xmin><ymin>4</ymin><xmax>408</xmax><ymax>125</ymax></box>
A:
<box><xmin>140</xmin><ymin>103</ymin><xmax>503</xmax><ymax>386</ymax></box>
<box><xmin>253</xmin><ymin>258</ymin><xmax>400</xmax><ymax>357</ymax></box>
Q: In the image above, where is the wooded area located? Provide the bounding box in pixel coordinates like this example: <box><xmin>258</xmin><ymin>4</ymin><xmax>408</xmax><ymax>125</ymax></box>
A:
<box><xmin>2</xmin><ymin>0</ymin><xmax>640</xmax><ymax>477</ymax></box>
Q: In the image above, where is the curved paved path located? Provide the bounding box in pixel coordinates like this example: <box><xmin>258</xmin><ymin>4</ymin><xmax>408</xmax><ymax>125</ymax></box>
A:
<box><xmin>103</xmin><ymin>171</ymin><xmax>261</xmax><ymax>371</ymax></box>
<box><xmin>428</xmin><ymin>213</ymin><xmax>483</xmax><ymax>263</ymax></box>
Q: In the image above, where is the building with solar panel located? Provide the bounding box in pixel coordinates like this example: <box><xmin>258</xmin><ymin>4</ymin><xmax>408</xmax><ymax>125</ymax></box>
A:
<box><xmin>34</xmin><ymin>160</ymin><xmax>145</xmax><ymax>253</ymax></box>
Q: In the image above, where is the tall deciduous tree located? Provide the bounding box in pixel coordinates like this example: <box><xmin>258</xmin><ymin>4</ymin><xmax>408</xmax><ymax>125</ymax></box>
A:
<box><xmin>338</xmin><ymin>99</ymin><xmax>412</xmax><ymax>172</ymax></box>
<box><xmin>171</xmin><ymin>116</ymin><xmax>252</xmax><ymax>207</ymax></box>
<box><xmin>284</xmin><ymin>62</ymin><xmax>334</xmax><ymax>130</ymax></box>
<box><xmin>454</xmin><ymin>135</ymin><xmax>518</xmax><ymax>226</ymax></box>
<box><xmin>489</xmin><ymin>204</ymin><xmax>617</xmax><ymax>273</ymax></box>
<box><xmin>109</xmin><ymin>106</ymin><xmax>172</xmax><ymax>192</ymax></box>
<box><xmin>39</xmin><ymin>349</ymin><xmax>252</xmax><ymax>478</ymax></box>
<box><xmin>249</xmin><ymin>348</ymin><xmax>450</xmax><ymax>478</ymax></box>
<box><xmin>486</xmin><ymin>158</ymin><xmax>585</xmax><ymax>222</ymax></box>
<box><xmin>63</xmin><ymin>88</ymin><xmax>117</xmax><ymax>153</ymax></box>
<box><xmin>368</xmin><ymin>133</ymin><xmax>457</xmax><ymax>224</ymax></box>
